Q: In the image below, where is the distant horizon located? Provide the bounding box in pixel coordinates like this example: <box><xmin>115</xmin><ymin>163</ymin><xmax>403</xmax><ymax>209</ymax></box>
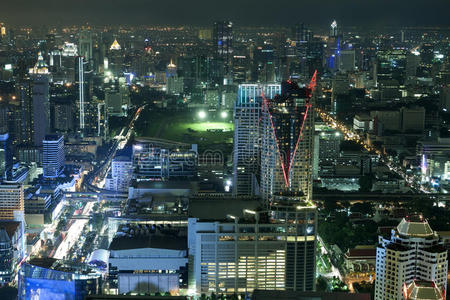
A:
<box><xmin>1</xmin><ymin>0</ymin><xmax>450</xmax><ymax>28</ymax></box>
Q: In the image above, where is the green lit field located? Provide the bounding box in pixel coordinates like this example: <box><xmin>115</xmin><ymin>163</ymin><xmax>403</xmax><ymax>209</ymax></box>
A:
<box><xmin>134</xmin><ymin>109</ymin><xmax>234</xmax><ymax>151</ymax></box>
<box><xmin>179</xmin><ymin>122</ymin><xmax>233</xmax><ymax>132</ymax></box>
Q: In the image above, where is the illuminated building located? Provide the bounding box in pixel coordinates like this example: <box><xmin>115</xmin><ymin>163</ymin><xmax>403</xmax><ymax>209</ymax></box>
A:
<box><xmin>29</xmin><ymin>53</ymin><xmax>51</xmax><ymax>147</ymax></box>
<box><xmin>61</xmin><ymin>42</ymin><xmax>78</xmax><ymax>57</ymax></box>
<box><xmin>0</xmin><ymin>221</ymin><xmax>24</xmax><ymax>285</ymax></box>
<box><xmin>110</xmin><ymin>39</ymin><xmax>121</xmax><ymax>51</ymax></box>
<box><xmin>132</xmin><ymin>139</ymin><xmax>197</xmax><ymax>181</ymax></box>
<box><xmin>330</xmin><ymin>20</ymin><xmax>338</xmax><ymax>37</ymax></box>
<box><xmin>105</xmin><ymin>148</ymin><xmax>133</xmax><ymax>192</ymax></box>
<box><xmin>78</xmin><ymin>56</ymin><xmax>86</xmax><ymax>134</ymax></box>
<box><xmin>79</xmin><ymin>30</ymin><xmax>93</xmax><ymax>63</ymax></box>
<box><xmin>213</xmin><ymin>21</ymin><xmax>233</xmax><ymax>83</ymax></box>
<box><xmin>18</xmin><ymin>261</ymin><xmax>102</xmax><ymax>300</ymax></box>
<box><xmin>375</xmin><ymin>216</ymin><xmax>448</xmax><ymax>300</ymax></box>
<box><xmin>403</xmin><ymin>281</ymin><xmax>445</xmax><ymax>300</ymax></box>
<box><xmin>233</xmin><ymin>83</ymin><xmax>281</xmax><ymax>196</ymax></box>
<box><xmin>0</xmin><ymin>133</ymin><xmax>12</xmax><ymax>180</ymax></box>
<box><xmin>188</xmin><ymin>194</ymin><xmax>317</xmax><ymax>294</ymax></box>
<box><xmin>42</xmin><ymin>135</ymin><xmax>65</xmax><ymax>179</ymax></box>
<box><xmin>260</xmin><ymin>74</ymin><xmax>316</xmax><ymax>202</ymax></box>
<box><xmin>0</xmin><ymin>184</ymin><xmax>24</xmax><ymax>220</ymax></box>
<box><xmin>108</xmin><ymin>223</ymin><xmax>188</xmax><ymax>294</ymax></box>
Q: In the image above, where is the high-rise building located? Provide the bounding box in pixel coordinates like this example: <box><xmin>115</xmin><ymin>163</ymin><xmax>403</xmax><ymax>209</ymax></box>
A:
<box><xmin>79</xmin><ymin>30</ymin><xmax>93</xmax><ymax>63</ymax></box>
<box><xmin>105</xmin><ymin>148</ymin><xmax>133</xmax><ymax>192</ymax></box>
<box><xmin>42</xmin><ymin>135</ymin><xmax>65</xmax><ymax>179</ymax></box>
<box><xmin>213</xmin><ymin>21</ymin><xmax>233</xmax><ymax>82</ymax></box>
<box><xmin>260</xmin><ymin>75</ymin><xmax>316</xmax><ymax>202</ymax></box>
<box><xmin>188</xmin><ymin>193</ymin><xmax>317</xmax><ymax>294</ymax></box>
<box><xmin>29</xmin><ymin>53</ymin><xmax>51</xmax><ymax>147</ymax></box>
<box><xmin>0</xmin><ymin>184</ymin><xmax>24</xmax><ymax>220</ymax></box>
<box><xmin>0</xmin><ymin>133</ymin><xmax>12</xmax><ymax>180</ymax></box>
<box><xmin>375</xmin><ymin>215</ymin><xmax>448</xmax><ymax>300</ymax></box>
<box><xmin>77</xmin><ymin>56</ymin><xmax>86</xmax><ymax>134</ymax></box>
<box><xmin>330</xmin><ymin>20</ymin><xmax>338</xmax><ymax>37</ymax></box>
<box><xmin>233</xmin><ymin>84</ymin><xmax>281</xmax><ymax>196</ymax></box>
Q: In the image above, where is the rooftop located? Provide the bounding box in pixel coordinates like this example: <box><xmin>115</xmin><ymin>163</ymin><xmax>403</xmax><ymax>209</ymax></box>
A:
<box><xmin>397</xmin><ymin>215</ymin><xmax>434</xmax><ymax>238</ymax></box>
<box><xmin>406</xmin><ymin>281</ymin><xmax>444</xmax><ymax>300</ymax></box>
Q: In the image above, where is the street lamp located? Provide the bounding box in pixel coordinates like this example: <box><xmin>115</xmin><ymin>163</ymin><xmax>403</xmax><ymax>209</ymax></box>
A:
<box><xmin>221</xmin><ymin>111</ymin><xmax>228</xmax><ymax>119</ymax></box>
<box><xmin>198</xmin><ymin>111</ymin><xmax>206</xmax><ymax>119</ymax></box>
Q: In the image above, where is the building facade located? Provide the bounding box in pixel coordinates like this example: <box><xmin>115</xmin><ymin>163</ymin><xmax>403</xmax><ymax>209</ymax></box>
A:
<box><xmin>260</xmin><ymin>80</ymin><xmax>315</xmax><ymax>202</ymax></box>
<box><xmin>375</xmin><ymin>216</ymin><xmax>448</xmax><ymax>300</ymax></box>
<box><xmin>233</xmin><ymin>83</ymin><xmax>280</xmax><ymax>196</ymax></box>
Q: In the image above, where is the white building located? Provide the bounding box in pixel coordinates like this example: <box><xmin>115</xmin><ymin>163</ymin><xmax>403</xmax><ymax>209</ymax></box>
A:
<box><xmin>105</xmin><ymin>150</ymin><xmax>133</xmax><ymax>192</ymax></box>
<box><xmin>375</xmin><ymin>216</ymin><xmax>448</xmax><ymax>300</ymax></box>
<box><xmin>42</xmin><ymin>135</ymin><xmax>65</xmax><ymax>178</ymax></box>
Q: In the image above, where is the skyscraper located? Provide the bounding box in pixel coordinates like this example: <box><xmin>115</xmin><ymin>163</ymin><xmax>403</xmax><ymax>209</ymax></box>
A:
<box><xmin>29</xmin><ymin>53</ymin><xmax>51</xmax><ymax>147</ymax></box>
<box><xmin>233</xmin><ymin>84</ymin><xmax>281</xmax><ymax>196</ymax></box>
<box><xmin>0</xmin><ymin>133</ymin><xmax>12</xmax><ymax>180</ymax></box>
<box><xmin>77</xmin><ymin>56</ymin><xmax>86</xmax><ymax>134</ymax></box>
<box><xmin>188</xmin><ymin>193</ymin><xmax>317</xmax><ymax>294</ymax></box>
<box><xmin>42</xmin><ymin>135</ymin><xmax>65</xmax><ymax>179</ymax></box>
<box><xmin>213</xmin><ymin>21</ymin><xmax>233</xmax><ymax>83</ymax></box>
<box><xmin>260</xmin><ymin>73</ymin><xmax>316</xmax><ymax>202</ymax></box>
<box><xmin>79</xmin><ymin>30</ymin><xmax>93</xmax><ymax>64</ymax></box>
<box><xmin>375</xmin><ymin>215</ymin><xmax>448</xmax><ymax>300</ymax></box>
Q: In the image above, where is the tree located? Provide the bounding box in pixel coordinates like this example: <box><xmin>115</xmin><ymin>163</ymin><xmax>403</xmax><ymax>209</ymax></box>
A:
<box><xmin>359</xmin><ymin>175</ymin><xmax>373</xmax><ymax>192</ymax></box>
<box><xmin>351</xmin><ymin>202</ymin><xmax>374</xmax><ymax>216</ymax></box>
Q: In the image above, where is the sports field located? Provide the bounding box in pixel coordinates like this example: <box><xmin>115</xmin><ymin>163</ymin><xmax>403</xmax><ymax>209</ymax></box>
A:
<box><xmin>134</xmin><ymin>109</ymin><xmax>234</xmax><ymax>150</ymax></box>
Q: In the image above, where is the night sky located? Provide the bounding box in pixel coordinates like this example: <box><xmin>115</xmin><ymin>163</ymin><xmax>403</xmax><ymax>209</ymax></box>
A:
<box><xmin>2</xmin><ymin>0</ymin><xmax>450</xmax><ymax>27</ymax></box>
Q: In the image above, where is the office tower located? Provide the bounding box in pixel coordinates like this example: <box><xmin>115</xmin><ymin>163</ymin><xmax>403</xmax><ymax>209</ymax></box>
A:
<box><xmin>0</xmin><ymin>133</ymin><xmax>12</xmax><ymax>179</ymax></box>
<box><xmin>338</xmin><ymin>49</ymin><xmax>355</xmax><ymax>72</ymax></box>
<box><xmin>17</xmin><ymin>80</ymin><xmax>33</xmax><ymax>145</ymax></box>
<box><xmin>375</xmin><ymin>216</ymin><xmax>448</xmax><ymax>300</ymax></box>
<box><xmin>213</xmin><ymin>21</ymin><xmax>233</xmax><ymax>82</ymax></box>
<box><xmin>188</xmin><ymin>193</ymin><xmax>317</xmax><ymax>294</ymax></box>
<box><xmin>330</xmin><ymin>20</ymin><xmax>338</xmax><ymax>37</ymax></box>
<box><xmin>260</xmin><ymin>74</ymin><xmax>316</xmax><ymax>202</ymax></box>
<box><xmin>0</xmin><ymin>184</ymin><xmax>24</xmax><ymax>220</ymax></box>
<box><xmin>42</xmin><ymin>135</ymin><xmax>65</xmax><ymax>179</ymax></box>
<box><xmin>79</xmin><ymin>30</ymin><xmax>93</xmax><ymax>63</ymax></box>
<box><xmin>0</xmin><ymin>227</ymin><xmax>13</xmax><ymax>283</ymax></box>
<box><xmin>403</xmin><ymin>281</ymin><xmax>445</xmax><ymax>300</ymax></box>
<box><xmin>29</xmin><ymin>53</ymin><xmax>51</xmax><ymax>147</ymax></box>
<box><xmin>77</xmin><ymin>56</ymin><xmax>86</xmax><ymax>134</ymax></box>
<box><xmin>233</xmin><ymin>84</ymin><xmax>281</xmax><ymax>196</ymax></box>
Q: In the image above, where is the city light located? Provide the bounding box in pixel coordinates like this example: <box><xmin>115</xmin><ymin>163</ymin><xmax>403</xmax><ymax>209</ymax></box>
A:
<box><xmin>221</xmin><ymin>111</ymin><xmax>228</xmax><ymax>119</ymax></box>
<box><xmin>198</xmin><ymin>110</ymin><xmax>206</xmax><ymax>119</ymax></box>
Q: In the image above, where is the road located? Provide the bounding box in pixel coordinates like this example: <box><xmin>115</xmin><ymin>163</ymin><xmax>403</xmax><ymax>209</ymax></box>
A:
<box><xmin>315</xmin><ymin>108</ymin><xmax>422</xmax><ymax>193</ymax></box>
<box><xmin>83</xmin><ymin>105</ymin><xmax>145</xmax><ymax>193</ymax></box>
<box><xmin>52</xmin><ymin>201</ymin><xmax>94</xmax><ymax>260</ymax></box>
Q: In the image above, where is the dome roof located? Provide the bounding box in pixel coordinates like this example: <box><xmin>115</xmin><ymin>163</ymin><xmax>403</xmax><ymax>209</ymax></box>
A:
<box><xmin>397</xmin><ymin>215</ymin><xmax>434</xmax><ymax>238</ymax></box>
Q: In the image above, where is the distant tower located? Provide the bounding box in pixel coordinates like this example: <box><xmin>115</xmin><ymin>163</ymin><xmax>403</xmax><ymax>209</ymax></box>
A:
<box><xmin>260</xmin><ymin>73</ymin><xmax>316</xmax><ymax>202</ymax></box>
<box><xmin>330</xmin><ymin>20</ymin><xmax>338</xmax><ymax>37</ymax></box>
<box><xmin>213</xmin><ymin>21</ymin><xmax>233</xmax><ymax>83</ymax></box>
<box><xmin>79</xmin><ymin>30</ymin><xmax>93</xmax><ymax>63</ymax></box>
<box><xmin>29</xmin><ymin>52</ymin><xmax>51</xmax><ymax>147</ymax></box>
<box><xmin>43</xmin><ymin>134</ymin><xmax>65</xmax><ymax>178</ymax></box>
<box><xmin>77</xmin><ymin>56</ymin><xmax>85</xmax><ymax>134</ymax></box>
